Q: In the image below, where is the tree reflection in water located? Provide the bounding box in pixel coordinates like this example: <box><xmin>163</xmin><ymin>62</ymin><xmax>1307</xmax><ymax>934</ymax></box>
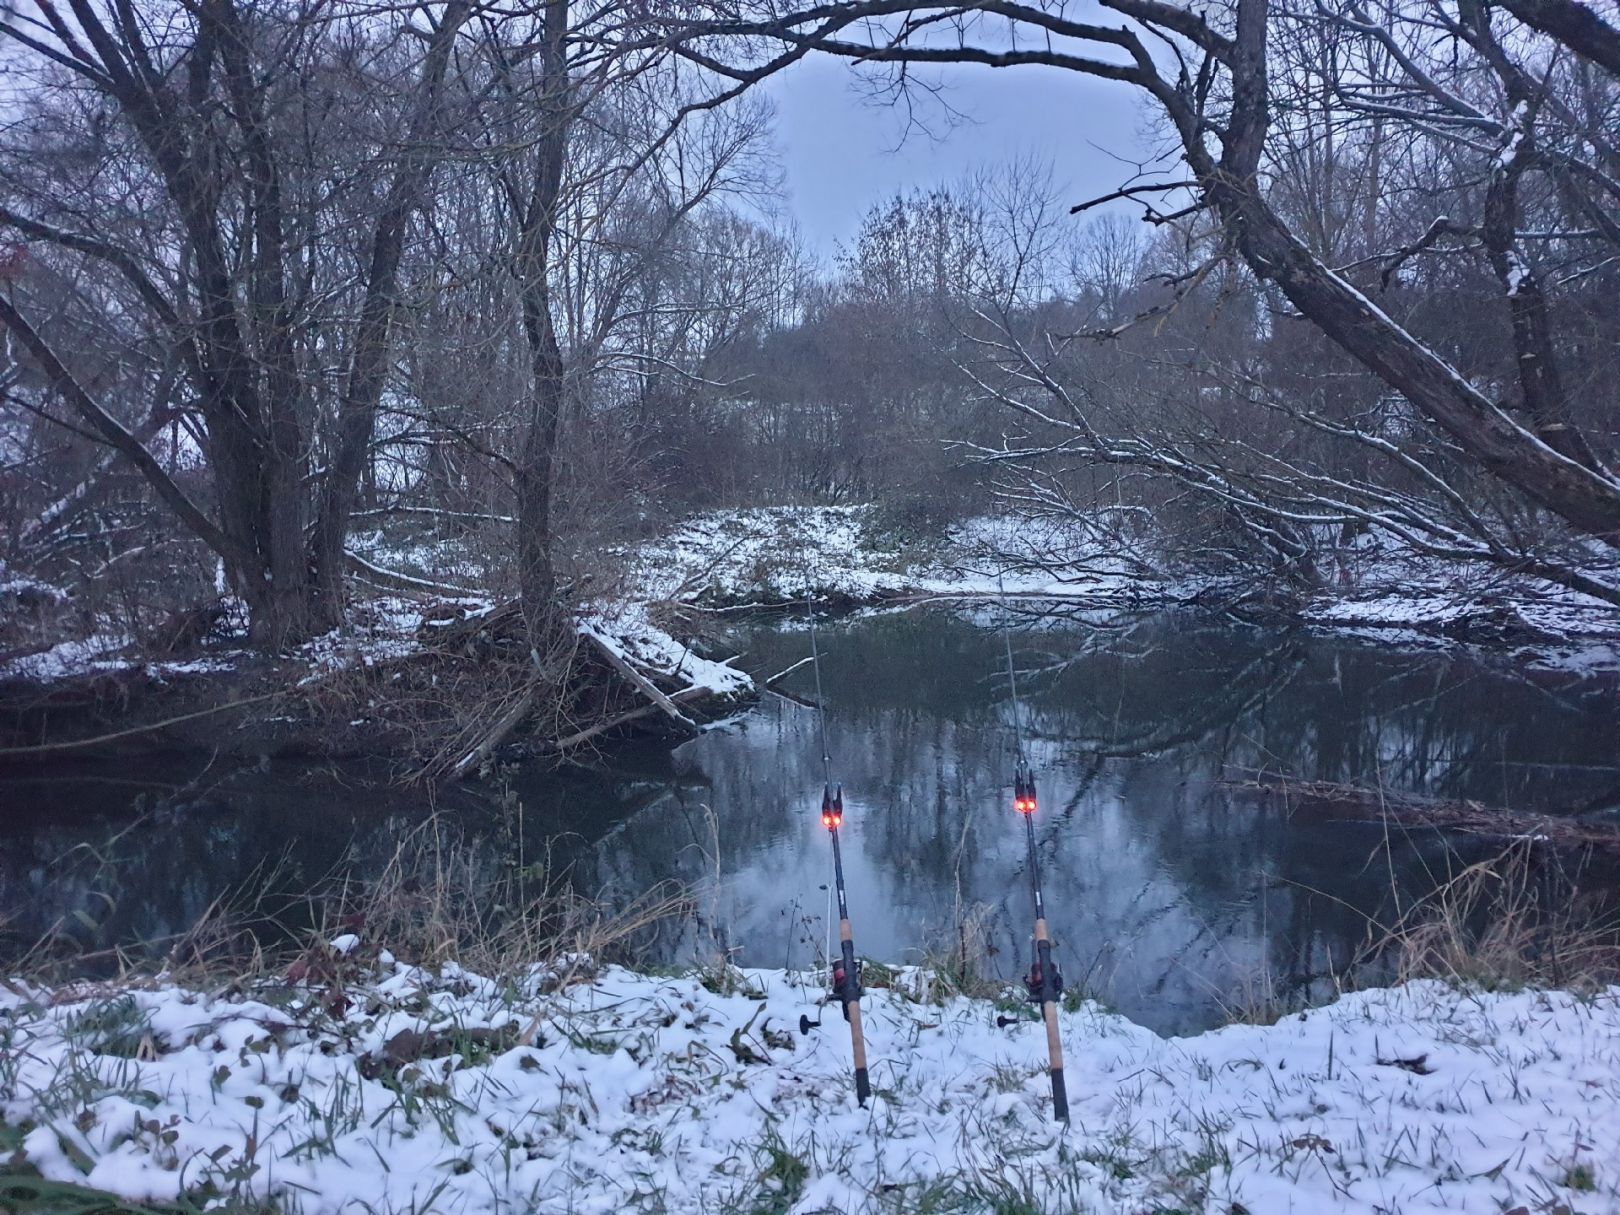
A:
<box><xmin>586</xmin><ymin>609</ymin><xmax>1620</xmax><ymax>1032</ymax></box>
<box><xmin>3</xmin><ymin>608</ymin><xmax>1616</xmax><ymax>1033</ymax></box>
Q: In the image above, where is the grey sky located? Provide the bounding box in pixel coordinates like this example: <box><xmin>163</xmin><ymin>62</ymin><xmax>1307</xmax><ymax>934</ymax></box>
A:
<box><xmin>762</xmin><ymin>57</ymin><xmax>1156</xmax><ymax>261</ymax></box>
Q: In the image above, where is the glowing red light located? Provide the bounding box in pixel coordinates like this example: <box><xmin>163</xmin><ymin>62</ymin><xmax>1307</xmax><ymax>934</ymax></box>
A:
<box><xmin>822</xmin><ymin>812</ymin><xmax>842</xmax><ymax>828</ymax></box>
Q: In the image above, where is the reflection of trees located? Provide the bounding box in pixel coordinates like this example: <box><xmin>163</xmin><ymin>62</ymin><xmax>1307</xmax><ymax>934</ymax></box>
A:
<box><xmin>9</xmin><ymin>609</ymin><xmax>1617</xmax><ymax>1030</ymax></box>
<box><xmin>592</xmin><ymin>608</ymin><xmax>1620</xmax><ymax>1031</ymax></box>
<box><xmin>0</xmin><ymin>754</ymin><xmax>673</xmax><ymax>967</ymax></box>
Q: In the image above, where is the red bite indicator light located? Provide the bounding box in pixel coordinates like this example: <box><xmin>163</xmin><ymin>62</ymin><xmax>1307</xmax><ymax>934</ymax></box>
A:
<box><xmin>821</xmin><ymin>785</ymin><xmax>844</xmax><ymax>829</ymax></box>
<box><xmin>1014</xmin><ymin>773</ymin><xmax>1037</xmax><ymax>815</ymax></box>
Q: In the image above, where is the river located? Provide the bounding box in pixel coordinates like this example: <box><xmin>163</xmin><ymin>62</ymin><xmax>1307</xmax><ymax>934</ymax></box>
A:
<box><xmin>4</xmin><ymin>606</ymin><xmax>1616</xmax><ymax>1033</ymax></box>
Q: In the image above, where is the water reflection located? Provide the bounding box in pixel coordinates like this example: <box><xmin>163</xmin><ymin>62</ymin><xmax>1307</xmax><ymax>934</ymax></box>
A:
<box><xmin>3</xmin><ymin>609</ymin><xmax>1615</xmax><ymax>1033</ymax></box>
<box><xmin>578</xmin><ymin>610</ymin><xmax>1620</xmax><ymax>1032</ymax></box>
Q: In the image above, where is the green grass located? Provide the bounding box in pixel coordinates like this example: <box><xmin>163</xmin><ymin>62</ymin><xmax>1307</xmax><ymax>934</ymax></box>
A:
<box><xmin>62</xmin><ymin>997</ymin><xmax>151</xmax><ymax>1059</ymax></box>
<box><xmin>1564</xmin><ymin>1163</ymin><xmax>1598</xmax><ymax>1192</ymax></box>
<box><xmin>0</xmin><ymin>1170</ymin><xmax>279</xmax><ymax>1215</ymax></box>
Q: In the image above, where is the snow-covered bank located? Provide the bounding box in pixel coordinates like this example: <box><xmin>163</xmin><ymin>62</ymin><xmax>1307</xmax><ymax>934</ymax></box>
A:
<box><xmin>4</xmin><ymin>960</ymin><xmax>1616</xmax><ymax>1214</ymax></box>
<box><xmin>627</xmin><ymin>507</ymin><xmax>1172</xmax><ymax>609</ymax></box>
<box><xmin>633</xmin><ymin>506</ymin><xmax>1620</xmax><ymax>647</ymax></box>
<box><xmin>7</xmin><ymin>505</ymin><xmax>1620</xmax><ymax>694</ymax></box>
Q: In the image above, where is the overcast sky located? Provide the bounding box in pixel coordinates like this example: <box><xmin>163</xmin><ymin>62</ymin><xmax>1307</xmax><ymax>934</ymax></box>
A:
<box><xmin>761</xmin><ymin>57</ymin><xmax>1158</xmax><ymax>262</ymax></box>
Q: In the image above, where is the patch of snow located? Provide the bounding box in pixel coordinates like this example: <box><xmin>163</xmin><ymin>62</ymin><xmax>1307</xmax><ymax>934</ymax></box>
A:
<box><xmin>626</xmin><ymin>507</ymin><xmax>1157</xmax><ymax>610</ymax></box>
<box><xmin>0</xmin><ymin>572</ymin><xmax>70</xmax><ymax>605</ymax></box>
<box><xmin>297</xmin><ymin>596</ymin><xmax>485</xmax><ymax>675</ymax></box>
<box><xmin>0</xmin><ymin>633</ymin><xmax>134</xmax><ymax>682</ymax></box>
<box><xmin>581</xmin><ymin>604</ymin><xmax>752</xmax><ymax>699</ymax></box>
<box><xmin>1</xmin><ymin>966</ymin><xmax>1614</xmax><ymax>1214</ymax></box>
<box><xmin>146</xmin><ymin>654</ymin><xmax>245</xmax><ymax>678</ymax></box>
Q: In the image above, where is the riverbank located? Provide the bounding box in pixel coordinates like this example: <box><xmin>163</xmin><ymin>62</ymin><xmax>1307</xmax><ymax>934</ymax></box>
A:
<box><xmin>2</xmin><ymin>955</ymin><xmax>1615</xmax><ymax>1214</ymax></box>
<box><xmin>630</xmin><ymin>506</ymin><xmax>1620</xmax><ymax>656</ymax></box>
<box><xmin>5</xmin><ymin>506</ymin><xmax>1619</xmax><ymax>762</ymax></box>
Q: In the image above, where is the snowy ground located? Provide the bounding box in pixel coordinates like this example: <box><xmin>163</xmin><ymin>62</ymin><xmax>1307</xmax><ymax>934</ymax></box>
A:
<box><xmin>6</xmin><ymin>506</ymin><xmax>1619</xmax><ymax>688</ymax></box>
<box><xmin>625</xmin><ymin>507</ymin><xmax>1161</xmax><ymax>608</ymax></box>
<box><xmin>3</xmin><ymin>959</ymin><xmax>1615</xmax><ymax>1214</ymax></box>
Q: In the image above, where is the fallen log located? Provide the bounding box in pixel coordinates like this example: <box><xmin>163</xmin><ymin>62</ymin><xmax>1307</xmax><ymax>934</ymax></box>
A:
<box><xmin>1232</xmin><ymin>772</ymin><xmax>1620</xmax><ymax>858</ymax></box>
<box><xmin>549</xmin><ymin>685</ymin><xmax>711</xmax><ymax>753</ymax></box>
<box><xmin>581</xmin><ymin>630</ymin><xmax>696</xmax><ymax>731</ymax></box>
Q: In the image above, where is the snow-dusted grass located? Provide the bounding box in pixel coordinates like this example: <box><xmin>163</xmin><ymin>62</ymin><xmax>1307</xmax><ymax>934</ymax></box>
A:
<box><xmin>3</xmin><ymin>959</ymin><xmax>1615</xmax><ymax>1214</ymax></box>
<box><xmin>624</xmin><ymin>506</ymin><xmax>1158</xmax><ymax>610</ymax></box>
<box><xmin>626</xmin><ymin>505</ymin><xmax>921</xmax><ymax>606</ymax></box>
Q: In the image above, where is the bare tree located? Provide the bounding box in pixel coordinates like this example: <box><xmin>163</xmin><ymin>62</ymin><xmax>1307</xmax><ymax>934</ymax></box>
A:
<box><xmin>651</xmin><ymin>0</ymin><xmax>1620</xmax><ymax>565</ymax></box>
<box><xmin>0</xmin><ymin>0</ymin><xmax>470</xmax><ymax>645</ymax></box>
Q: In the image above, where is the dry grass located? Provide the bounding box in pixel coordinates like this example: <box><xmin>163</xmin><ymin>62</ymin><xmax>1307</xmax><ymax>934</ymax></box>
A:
<box><xmin>913</xmin><ymin>900</ymin><xmax>1002</xmax><ymax>1001</ymax></box>
<box><xmin>1367</xmin><ymin>839</ymin><xmax>1620</xmax><ymax>992</ymax></box>
<box><xmin>11</xmin><ymin>811</ymin><xmax>694</xmax><ymax>993</ymax></box>
<box><xmin>310</xmin><ymin>814</ymin><xmax>693</xmax><ymax>982</ymax></box>
<box><xmin>9</xmin><ymin>820</ymin><xmax>296</xmax><ymax>988</ymax></box>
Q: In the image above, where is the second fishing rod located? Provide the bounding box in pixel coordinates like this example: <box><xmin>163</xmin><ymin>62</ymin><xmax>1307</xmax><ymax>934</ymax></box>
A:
<box><xmin>998</xmin><ymin>589</ymin><xmax>1070</xmax><ymax>1124</ymax></box>
<box><xmin>797</xmin><ymin>594</ymin><xmax>871</xmax><ymax>1106</ymax></box>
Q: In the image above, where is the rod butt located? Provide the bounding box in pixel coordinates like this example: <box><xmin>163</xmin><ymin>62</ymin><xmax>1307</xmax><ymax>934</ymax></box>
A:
<box><xmin>855</xmin><ymin>1067</ymin><xmax>871</xmax><ymax>1105</ymax></box>
<box><xmin>1050</xmin><ymin>1068</ymin><xmax>1069</xmax><ymax>1123</ymax></box>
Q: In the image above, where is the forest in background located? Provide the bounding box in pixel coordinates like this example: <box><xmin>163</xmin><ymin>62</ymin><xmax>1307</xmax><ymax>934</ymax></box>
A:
<box><xmin>2</xmin><ymin>0</ymin><xmax>1618</xmax><ymax>668</ymax></box>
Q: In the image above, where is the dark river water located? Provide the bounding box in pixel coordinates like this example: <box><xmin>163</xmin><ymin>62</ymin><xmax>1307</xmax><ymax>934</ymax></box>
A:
<box><xmin>4</xmin><ymin>608</ymin><xmax>1617</xmax><ymax>1033</ymax></box>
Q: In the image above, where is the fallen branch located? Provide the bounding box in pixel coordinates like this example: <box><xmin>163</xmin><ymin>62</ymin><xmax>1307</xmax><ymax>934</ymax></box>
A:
<box><xmin>0</xmin><ymin>691</ymin><xmax>280</xmax><ymax>758</ymax></box>
<box><xmin>760</xmin><ymin>654</ymin><xmax>814</xmax><ymax>688</ymax></box>
<box><xmin>441</xmin><ymin>680</ymin><xmax>714</xmax><ymax>784</ymax></box>
<box><xmin>1236</xmin><ymin>773</ymin><xmax>1620</xmax><ymax>857</ymax></box>
<box><xmin>349</xmin><ymin>505</ymin><xmax>516</xmax><ymax>525</ymax></box>
<box><xmin>581</xmin><ymin>631</ymin><xmax>696</xmax><ymax>730</ymax></box>
<box><xmin>549</xmin><ymin>685</ymin><xmax>711</xmax><ymax>753</ymax></box>
<box><xmin>345</xmin><ymin>549</ymin><xmax>479</xmax><ymax>598</ymax></box>
<box><xmin>445</xmin><ymin>683</ymin><xmax>541</xmax><ymax>783</ymax></box>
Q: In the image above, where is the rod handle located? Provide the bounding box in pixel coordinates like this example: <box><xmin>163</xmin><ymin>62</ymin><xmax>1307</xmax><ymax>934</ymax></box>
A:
<box><xmin>847</xmin><ymin>1000</ymin><xmax>871</xmax><ymax>1106</ymax></box>
<box><xmin>1043</xmin><ymin>999</ymin><xmax>1069</xmax><ymax>1122</ymax></box>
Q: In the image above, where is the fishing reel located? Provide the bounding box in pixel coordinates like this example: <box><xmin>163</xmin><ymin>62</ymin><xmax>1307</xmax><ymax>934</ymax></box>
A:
<box><xmin>799</xmin><ymin>955</ymin><xmax>863</xmax><ymax>1033</ymax></box>
<box><xmin>831</xmin><ymin>955</ymin><xmax>864</xmax><ymax>1016</ymax></box>
<box><xmin>995</xmin><ymin>954</ymin><xmax>1063</xmax><ymax>1028</ymax></box>
<box><xmin>1024</xmin><ymin>956</ymin><xmax>1063</xmax><ymax>1003</ymax></box>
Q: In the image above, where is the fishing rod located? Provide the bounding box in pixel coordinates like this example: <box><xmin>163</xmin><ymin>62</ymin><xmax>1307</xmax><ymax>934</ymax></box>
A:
<box><xmin>795</xmin><ymin>595</ymin><xmax>871</xmax><ymax>1107</ymax></box>
<box><xmin>997</xmin><ymin>584</ymin><xmax>1069</xmax><ymax>1123</ymax></box>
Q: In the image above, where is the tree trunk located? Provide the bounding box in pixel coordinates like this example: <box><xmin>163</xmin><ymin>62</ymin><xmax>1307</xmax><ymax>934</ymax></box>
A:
<box><xmin>512</xmin><ymin>0</ymin><xmax>573</xmax><ymax>648</ymax></box>
<box><xmin>307</xmin><ymin>3</ymin><xmax>470</xmax><ymax>628</ymax></box>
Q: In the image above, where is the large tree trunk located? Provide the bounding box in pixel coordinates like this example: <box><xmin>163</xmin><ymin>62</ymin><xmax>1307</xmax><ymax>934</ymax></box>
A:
<box><xmin>1206</xmin><ymin>0</ymin><xmax>1620</xmax><ymax>549</ymax></box>
<box><xmin>512</xmin><ymin>0</ymin><xmax>573</xmax><ymax>648</ymax></box>
<box><xmin>516</xmin><ymin>308</ymin><xmax>567</xmax><ymax>642</ymax></box>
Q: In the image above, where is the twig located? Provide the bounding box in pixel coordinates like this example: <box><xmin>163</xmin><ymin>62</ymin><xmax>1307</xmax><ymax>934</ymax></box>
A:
<box><xmin>445</xmin><ymin>683</ymin><xmax>541</xmax><ymax>783</ymax></box>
